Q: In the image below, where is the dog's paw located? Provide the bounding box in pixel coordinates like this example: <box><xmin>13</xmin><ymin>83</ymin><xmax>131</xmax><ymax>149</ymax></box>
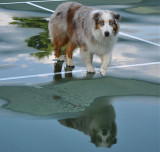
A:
<box><xmin>54</xmin><ymin>56</ymin><xmax>64</xmax><ymax>62</ymax></box>
<box><xmin>57</xmin><ymin>56</ymin><xmax>64</xmax><ymax>61</ymax></box>
<box><xmin>87</xmin><ymin>66</ymin><xmax>95</xmax><ymax>73</ymax></box>
<box><xmin>66</xmin><ymin>58</ymin><xmax>75</xmax><ymax>67</ymax></box>
<box><xmin>100</xmin><ymin>68</ymin><xmax>106</xmax><ymax>76</ymax></box>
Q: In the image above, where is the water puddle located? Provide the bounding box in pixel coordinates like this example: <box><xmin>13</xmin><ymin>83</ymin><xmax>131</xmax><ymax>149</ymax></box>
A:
<box><xmin>0</xmin><ymin>1</ymin><xmax>160</xmax><ymax>152</ymax></box>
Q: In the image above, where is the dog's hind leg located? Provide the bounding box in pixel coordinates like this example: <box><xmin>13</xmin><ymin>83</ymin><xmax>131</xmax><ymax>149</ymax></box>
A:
<box><xmin>53</xmin><ymin>36</ymin><xmax>68</xmax><ymax>61</ymax></box>
<box><xmin>80</xmin><ymin>49</ymin><xmax>95</xmax><ymax>73</ymax></box>
<box><xmin>65</xmin><ymin>42</ymin><xmax>76</xmax><ymax>67</ymax></box>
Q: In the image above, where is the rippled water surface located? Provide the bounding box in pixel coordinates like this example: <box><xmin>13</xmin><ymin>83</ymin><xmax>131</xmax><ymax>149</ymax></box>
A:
<box><xmin>0</xmin><ymin>0</ymin><xmax>160</xmax><ymax>152</ymax></box>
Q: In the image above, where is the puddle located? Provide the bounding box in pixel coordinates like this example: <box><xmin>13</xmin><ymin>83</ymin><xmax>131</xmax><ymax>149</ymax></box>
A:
<box><xmin>0</xmin><ymin>98</ymin><xmax>8</xmax><ymax>107</ymax></box>
<box><xmin>0</xmin><ymin>96</ymin><xmax>159</xmax><ymax>152</ymax></box>
<box><xmin>0</xmin><ymin>1</ymin><xmax>160</xmax><ymax>152</ymax></box>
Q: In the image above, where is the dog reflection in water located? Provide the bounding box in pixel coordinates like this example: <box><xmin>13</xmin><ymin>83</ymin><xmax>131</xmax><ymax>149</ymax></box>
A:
<box><xmin>53</xmin><ymin>61</ymin><xmax>74</xmax><ymax>80</ymax></box>
<box><xmin>53</xmin><ymin>61</ymin><xmax>94</xmax><ymax>81</ymax></box>
<box><xmin>59</xmin><ymin>97</ymin><xmax>117</xmax><ymax>148</ymax></box>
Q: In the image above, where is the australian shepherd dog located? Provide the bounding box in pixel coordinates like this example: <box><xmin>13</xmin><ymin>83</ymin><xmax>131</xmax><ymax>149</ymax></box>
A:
<box><xmin>49</xmin><ymin>2</ymin><xmax>120</xmax><ymax>75</ymax></box>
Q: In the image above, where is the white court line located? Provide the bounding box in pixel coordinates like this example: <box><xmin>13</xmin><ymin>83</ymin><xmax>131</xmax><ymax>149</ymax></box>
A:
<box><xmin>0</xmin><ymin>0</ymin><xmax>66</xmax><ymax>5</ymax></box>
<box><xmin>108</xmin><ymin>62</ymin><xmax>160</xmax><ymax>69</ymax></box>
<box><xmin>26</xmin><ymin>2</ymin><xmax>54</xmax><ymax>12</ymax></box>
<box><xmin>119</xmin><ymin>32</ymin><xmax>160</xmax><ymax>47</ymax></box>
<box><xmin>0</xmin><ymin>62</ymin><xmax>160</xmax><ymax>81</ymax></box>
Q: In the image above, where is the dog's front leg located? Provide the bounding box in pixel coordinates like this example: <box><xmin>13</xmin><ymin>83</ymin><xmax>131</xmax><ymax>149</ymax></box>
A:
<box><xmin>80</xmin><ymin>50</ymin><xmax>95</xmax><ymax>73</ymax></box>
<box><xmin>100</xmin><ymin>53</ymin><xmax>111</xmax><ymax>76</ymax></box>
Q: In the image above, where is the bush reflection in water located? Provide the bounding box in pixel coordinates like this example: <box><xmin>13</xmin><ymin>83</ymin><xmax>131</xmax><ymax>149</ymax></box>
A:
<box><xmin>10</xmin><ymin>17</ymin><xmax>65</xmax><ymax>59</ymax></box>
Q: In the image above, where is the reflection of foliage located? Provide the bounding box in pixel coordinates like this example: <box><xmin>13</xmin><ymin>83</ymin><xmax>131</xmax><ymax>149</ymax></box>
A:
<box><xmin>26</xmin><ymin>32</ymin><xmax>53</xmax><ymax>59</ymax></box>
<box><xmin>10</xmin><ymin>17</ymin><xmax>48</xmax><ymax>29</ymax></box>
<box><xmin>10</xmin><ymin>17</ymin><xmax>65</xmax><ymax>60</ymax></box>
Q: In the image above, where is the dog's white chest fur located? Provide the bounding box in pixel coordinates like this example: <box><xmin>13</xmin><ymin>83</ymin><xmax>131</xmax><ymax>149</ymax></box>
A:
<box><xmin>85</xmin><ymin>36</ymin><xmax>116</xmax><ymax>56</ymax></box>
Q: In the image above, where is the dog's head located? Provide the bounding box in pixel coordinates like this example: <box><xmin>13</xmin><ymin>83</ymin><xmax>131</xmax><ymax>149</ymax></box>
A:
<box><xmin>92</xmin><ymin>10</ymin><xmax>120</xmax><ymax>38</ymax></box>
<box><xmin>90</xmin><ymin>123</ymin><xmax>117</xmax><ymax>148</ymax></box>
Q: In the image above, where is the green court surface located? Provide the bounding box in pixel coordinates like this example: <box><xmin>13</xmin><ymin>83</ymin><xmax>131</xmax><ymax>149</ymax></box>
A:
<box><xmin>0</xmin><ymin>0</ymin><xmax>160</xmax><ymax>152</ymax></box>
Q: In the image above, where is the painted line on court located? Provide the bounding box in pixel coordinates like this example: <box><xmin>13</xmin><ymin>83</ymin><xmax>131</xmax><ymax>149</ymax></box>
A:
<box><xmin>119</xmin><ymin>32</ymin><xmax>160</xmax><ymax>47</ymax></box>
<box><xmin>26</xmin><ymin>2</ymin><xmax>54</xmax><ymax>12</ymax></box>
<box><xmin>0</xmin><ymin>0</ymin><xmax>66</xmax><ymax>5</ymax></box>
<box><xmin>0</xmin><ymin>70</ymin><xmax>85</xmax><ymax>81</ymax></box>
<box><xmin>0</xmin><ymin>62</ymin><xmax>159</xmax><ymax>81</ymax></box>
<box><xmin>108</xmin><ymin>62</ymin><xmax>160</xmax><ymax>69</ymax></box>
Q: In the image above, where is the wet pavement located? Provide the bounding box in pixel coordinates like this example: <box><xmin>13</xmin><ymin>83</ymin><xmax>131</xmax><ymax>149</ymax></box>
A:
<box><xmin>0</xmin><ymin>0</ymin><xmax>160</xmax><ymax>152</ymax></box>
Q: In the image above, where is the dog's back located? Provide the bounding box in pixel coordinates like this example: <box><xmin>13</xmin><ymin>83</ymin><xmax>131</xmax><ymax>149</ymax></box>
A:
<box><xmin>48</xmin><ymin>2</ymin><xmax>82</xmax><ymax>43</ymax></box>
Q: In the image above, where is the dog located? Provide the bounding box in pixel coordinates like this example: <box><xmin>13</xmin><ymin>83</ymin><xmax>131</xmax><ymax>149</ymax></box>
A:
<box><xmin>48</xmin><ymin>2</ymin><xmax>120</xmax><ymax>75</ymax></box>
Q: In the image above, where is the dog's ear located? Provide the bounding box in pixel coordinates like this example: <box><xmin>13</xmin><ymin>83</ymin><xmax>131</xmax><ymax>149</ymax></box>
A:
<box><xmin>113</xmin><ymin>13</ymin><xmax>121</xmax><ymax>21</ymax></box>
<box><xmin>93</xmin><ymin>12</ymin><xmax>100</xmax><ymax>25</ymax></box>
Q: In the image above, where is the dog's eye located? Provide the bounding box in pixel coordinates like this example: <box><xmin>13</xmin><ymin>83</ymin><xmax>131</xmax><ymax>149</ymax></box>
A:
<box><xmin>109</xmin><ymin>20</ymin><xmax>114</xmax><ymax>26</ymax></box>
<box><xmin>99</xmin><ymin>20</ymin><xmax>104</xmax><ymax>26</ymax></box>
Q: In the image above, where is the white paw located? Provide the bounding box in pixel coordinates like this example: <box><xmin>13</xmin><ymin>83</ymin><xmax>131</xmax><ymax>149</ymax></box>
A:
<box><xmin>100</xmin><ymin>68</ymin><xmax>106</xmax><ymax>76</ymax></box>
<box><xmin>66</xmin><ymin>58</ymin><xmax>74</xmax><ymax>67</ymax></box>
<box><xmin>87</xmin><ymin>66</ymin><xmax>95</xmax><ymax>73</ymax></box>
<box><xmin>55</xmin><ymin>56</ymin><xmax>64</xmax><ymax>61</ymax></box>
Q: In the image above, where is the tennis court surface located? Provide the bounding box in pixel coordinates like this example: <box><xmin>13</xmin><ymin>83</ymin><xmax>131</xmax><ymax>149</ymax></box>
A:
<box><xmin>0</xmin><ymin>0</ymin><xmax>160</xmax><ymax>152</ymax></box>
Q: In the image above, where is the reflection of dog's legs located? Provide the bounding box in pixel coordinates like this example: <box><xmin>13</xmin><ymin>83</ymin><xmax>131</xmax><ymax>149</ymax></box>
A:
<box><xmin>65</xmin><ymin>42</ymin><xmax>76</xmax><ymax>67</ymax></box>
<box><xmin>111</xmin><ymin>121</ymin><xmax>117</xmax><ymax>143</ymax></box>
<box><xmin>65</xmin><ymin>66</ymin><xmax>74</xmax><ymax>78</ymax></box>
<box><xmin>80</xmin><ymin>50</ymin><xmax>95</xmax><ymax>73</ymax></box>
<box><xmin>53</xmin><ymin>61</ymin><xmax>64</xmax><ymax>80</ymax></box>
<box><xmin>100</xmin><ymin>53</ymin><xmax>111</xmax><ymax>76</ymax></box>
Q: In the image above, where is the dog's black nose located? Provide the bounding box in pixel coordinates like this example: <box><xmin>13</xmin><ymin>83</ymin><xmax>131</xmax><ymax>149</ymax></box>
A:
<box><xmin>104</xmin><ymin>31</ymin><xmax>110</xmax><ymax>37</ymax></box>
